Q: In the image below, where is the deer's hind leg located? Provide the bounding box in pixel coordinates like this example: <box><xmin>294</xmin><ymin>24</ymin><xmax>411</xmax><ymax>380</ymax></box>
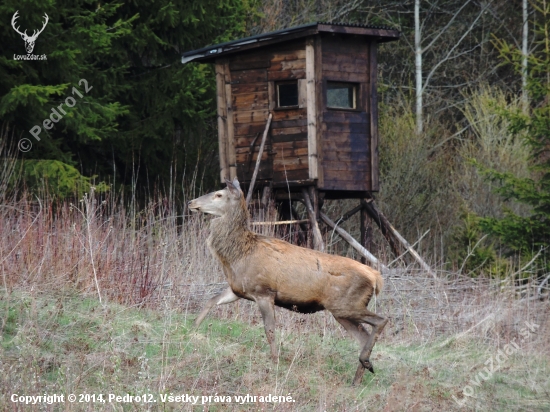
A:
<box><xmin>352</xmin><ymin>310</ymin><xmax>388</xmax><ymax>385</ymax></box>
<box><xmin>335</xmin><ymin>317</ymin><xmax>370</xmax><ymax>347</ymax></box>
<box><xmin>335</xmin><ymin>316</ymin><xmax>373</xmax><ymax>385</ymax></box>
<box><xmin>256</xmin><ymin>295</ymin><xmax>278</xmax><ymax>362</ymax></box>
<box><xmin>335</xmin><ymin>309</ymin><xmax>388</xmax><ymax>385</ymax></box>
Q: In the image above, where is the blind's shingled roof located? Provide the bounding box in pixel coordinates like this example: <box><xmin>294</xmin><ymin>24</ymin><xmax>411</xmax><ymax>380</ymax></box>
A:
<box><xmin>181</xmin><ymin>22</ymin><xmax>400</xmax><ymax>64</ymax></box>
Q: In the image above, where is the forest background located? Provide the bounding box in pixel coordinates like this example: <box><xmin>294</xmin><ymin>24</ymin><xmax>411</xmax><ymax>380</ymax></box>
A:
<box><xmin>1</xmin><ymin>0</ymin><xmax>549</xmax><ymax>277</ymax></box>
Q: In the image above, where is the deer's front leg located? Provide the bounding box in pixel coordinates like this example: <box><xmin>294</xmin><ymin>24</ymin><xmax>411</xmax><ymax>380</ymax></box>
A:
<box><xmin>194</xmin><ymin>286</ymin><xmax>239</xmax><ymax>328</ymax></box>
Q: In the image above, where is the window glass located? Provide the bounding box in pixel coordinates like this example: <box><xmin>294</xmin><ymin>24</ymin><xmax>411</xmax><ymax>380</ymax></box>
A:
<box><xmin>277</xmin><ymin>82</ymin><xmax>298</xmax><ymax>107</ymax></box>
<box><xmin>327</xmin><ymin>82</ymin><xmax>357</xmax><ymax>109</ymax></box>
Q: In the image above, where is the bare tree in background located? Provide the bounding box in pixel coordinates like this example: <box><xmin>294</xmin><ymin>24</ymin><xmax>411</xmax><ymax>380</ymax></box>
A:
<box><xmin>522</xmin><ymin>0</ymin><xmax>529</xmax><ymax>112</ymax></box>
<box><xmin>413</xmin><ymin>0</ymin><xmax>492</xmax><ymax>134</ymax></box>
<box><xmin>252</xmin><ymin>0</ymin><xmax>365</xmax><ymax>32</ymax></box>
<box><xmin>253</xmin><ymin>0</ymin><xmax>528</xmax><ymax>133</ymax></box>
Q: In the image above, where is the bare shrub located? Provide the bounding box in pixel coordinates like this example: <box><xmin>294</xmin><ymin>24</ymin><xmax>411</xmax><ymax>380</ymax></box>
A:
<box><xmin>455</xmin><ymin>86</ymin><xmax>532</xmax><ymax>218</ymax></box>
<box><xmin>375</xmin><ymin>99</ymin><xmax>459</xmax><ymax>262</ymax></box>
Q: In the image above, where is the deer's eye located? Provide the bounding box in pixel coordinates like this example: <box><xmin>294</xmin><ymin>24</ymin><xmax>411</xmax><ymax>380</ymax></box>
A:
<box><xmin>215</xmin><ymin>193</ymin><xmax>222</xmax><ymax>198</ymax></box>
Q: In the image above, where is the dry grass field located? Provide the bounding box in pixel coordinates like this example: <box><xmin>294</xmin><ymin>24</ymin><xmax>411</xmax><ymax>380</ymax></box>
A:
<box><xmin>0</xmin><ymin>192</ymin><xmax>549</xmax><ymax>411</ymax></box>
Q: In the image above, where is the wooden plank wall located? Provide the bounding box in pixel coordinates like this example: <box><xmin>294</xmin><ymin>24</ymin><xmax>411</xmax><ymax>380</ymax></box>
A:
<box><xmin>319</xmin><ymin>34</ymin><xmax>372</xmax><ymax>192</ymax></box>
<box><xmin>229</xmin><ymin>52</ymin><xmax>271</xmax><ymax>182</ymax></box>
<box><xmin>227</xmin><ymin>40</ymin><xmax>309</xmax><ymax>184</ymax></box>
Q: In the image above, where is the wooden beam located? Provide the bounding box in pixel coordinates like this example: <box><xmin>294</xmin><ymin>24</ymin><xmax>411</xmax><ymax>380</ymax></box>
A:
<box><xmin>314</xmin><ymin>36</ymin><xmax>324</xmax><ymax>186</ymax></box>
<box><xmin>361</xmin><ymin>199</ymin><xmax>402</xmax><ymax>257</ymax></box>
<box><xmin>361</xmin><ymin>199</ymin><xmax>434</xmax><ymax>276</ymax></box>
<box><xmin>301</xmin><ymin>188</ymin><xmax>325</xmax><ymax>251</ymax></box>
<box><xmin>261</xmin><ymin>185</ymin><xmax>271</xmax><ymax>208</ymax></box>
<box><xmin>360</xmin><ymin>202</ymin><xmax>373</xmax><ymax>265</ymax></box>
<box><xmin>338</xmin><ymin>204</ymin><xmax>363</xmax><ymax>224</ymax></box>
<box><xmin>382</xmin><ymin>219</ymin><xmax>434</xmax><ymax>276</ymax></box>
<box><xmin>252</xmin><ymin>219</ymin><xmax>309</xmax><ymax>226</ymax></box>
<box><xmin>246</xmin><ymin>113</ymin><xmax>272</xmax><ymax>206</ymax></box>
<box><xmin>273</xmin><ymin>191</ymin><xmax>305</xmax><ymax>201</ymax></box>
<box><xmin>305</xmin><ymin>38</ymin><xmax>318</xmax><ymax>180</ymax></box>
<box><xmin>267</xmin><ymin>81</ymin><xmax>275</xmax><ymax>111</ymax></box>
<box><xmin>369</xmin><ymin>41</ymin><xmax>379</xmax><ymax>191</ymax></box>
<box><xmin>224</xmin><ymin>61</ymin><xmax>237</xmax><ymax>180</ymax></box>
<box><xmin>298</xmin><ymin>79</ymin><xmax>307</xmax><ymax>108</ymax></box>
<box><xmin>309</xmin><ymin>185</ymin><xmax>320</xmax><ymax>220</ymax></box>
<box><xmin>216</xmin><ymin>61</ymin><xmax>229</xmax><ymax>181</ymax></box>
<box><xmin>320</xmin><ymin>212</ymin><xmax>386</xmax><ymax>271</ymax></box>
<box><xmin>320</xmin><ymin>203</ymin><xmax>363</xmax><ymax>237</ymax></box>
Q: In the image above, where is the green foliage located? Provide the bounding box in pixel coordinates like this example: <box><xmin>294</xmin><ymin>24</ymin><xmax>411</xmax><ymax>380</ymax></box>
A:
<box><xmin>16</xmin><ymin>159</ymin><xmax>108</xmax><ymax>199</ymax></box>
<box><xmin>450</xmin><ymin>210</ymin><xmax>512</xmax><ymax>278</ymax></box>
<box><xmin>0</xmin><ymin>0</ymin><xmax>259</xmax><ymax>197</ymax></box>
<box><xmin>2</xmin><ymin>288</ymin><xmax>549</xmax><ymax>411</ymax></box>
<box><xmin>451</xmin><ymin>211</ymin><xmax>494</xmax><ymax>274</ymax></box>
<box><xmin>477</xmin><ymin>0</ymin><xmax>550</xmax><ymax>273</ymax></box>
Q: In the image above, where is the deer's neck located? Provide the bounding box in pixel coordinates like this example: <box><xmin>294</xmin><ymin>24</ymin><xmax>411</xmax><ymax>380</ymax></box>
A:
<box><xmin>207</xmin><ymin>201</ymin><xmax>256</xmax><ymax>265</ymax></box>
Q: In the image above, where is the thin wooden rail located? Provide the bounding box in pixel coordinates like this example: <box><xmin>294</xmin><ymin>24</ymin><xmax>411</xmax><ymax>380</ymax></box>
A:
<box><xmin>252</xmin><ymin>219</ymin><xmax>309</xmax><ymax>226</ymax></box>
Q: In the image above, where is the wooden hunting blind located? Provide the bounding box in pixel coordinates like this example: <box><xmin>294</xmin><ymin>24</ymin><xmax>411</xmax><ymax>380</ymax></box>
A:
<box><xmin>182</xmin><ymin>22</ymin><xmax>400</xmax><ymax>198</ymax></box>
<box><xmin>182</xmin><ymin>23</ymin><xmax>435</xmax><ymax>273</ymax></box>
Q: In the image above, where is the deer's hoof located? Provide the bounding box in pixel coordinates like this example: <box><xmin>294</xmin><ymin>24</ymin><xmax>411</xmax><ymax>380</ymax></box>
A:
<box><xmin>360</xmin><ymin>359</ymin><xmax>374</xmax><ymax>374</ymax></box>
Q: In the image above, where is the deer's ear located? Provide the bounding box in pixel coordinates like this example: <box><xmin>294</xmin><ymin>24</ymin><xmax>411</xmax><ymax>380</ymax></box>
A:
<box><xmin>225</xmin><ymin>178</ymin><xmax>241</xmax><ymax>197</ymax></box>
<box><xmin>231</xmin><ymin>178</ymin><xmax>241</xmax><ymax>192</ymax></box>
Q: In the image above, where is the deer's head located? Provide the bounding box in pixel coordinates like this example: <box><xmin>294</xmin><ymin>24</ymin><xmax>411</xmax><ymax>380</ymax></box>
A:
<box><xmin>188</xmin><ymin>178</ymin><xmax>243</xmax><ymax>217</ymax></box>
<box><xmin>12</xmin><ymin>11</ymin><xmax>49</xmax><ymax>54</ymax></box>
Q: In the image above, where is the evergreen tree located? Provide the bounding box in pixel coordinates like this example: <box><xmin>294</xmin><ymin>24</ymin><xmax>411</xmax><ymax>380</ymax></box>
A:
<box><xmin>479</xmin><ymin>0</ymin><xmax>550</xmax><ymax>274</ymax></box>
<box><xmin>0</xmin><ymin>0</ymin><xmax>256</xmax><ymax>198</ymax></box>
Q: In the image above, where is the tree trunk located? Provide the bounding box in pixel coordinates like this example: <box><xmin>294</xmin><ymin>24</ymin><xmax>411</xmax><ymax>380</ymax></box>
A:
<box><xmin>521</xmin><ymin>0</ymin><xmax>529</xmax><ymax>113</ymax></box>
<box><xmin>415</xmin><ymin>0</ymin><xmax>423</xmax><ymax>134</ymax></box>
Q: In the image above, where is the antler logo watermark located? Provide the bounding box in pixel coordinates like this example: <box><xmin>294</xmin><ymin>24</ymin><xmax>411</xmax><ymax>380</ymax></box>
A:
<box><xmin>11</xmin><ymin>10</ymin><xmax>48</xmax><ymax>60</ymax></box>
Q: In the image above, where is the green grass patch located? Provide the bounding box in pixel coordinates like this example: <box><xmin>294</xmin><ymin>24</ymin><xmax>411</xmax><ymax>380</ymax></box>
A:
<box><xmin>0</xmin><ymin>289</ymin><xmax>548</xmax><ymax>411</ymax></box>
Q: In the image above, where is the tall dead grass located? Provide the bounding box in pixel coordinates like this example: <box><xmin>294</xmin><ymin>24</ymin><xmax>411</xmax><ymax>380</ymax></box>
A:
<box><xmin>0</xmin><ymin>184</ymin><xmax>548</xmax><ymax>411</ymax></box>
<box><xmin>0</xmin><ymin>187</ymin><xmax>547</xmax><ymax>346</ymax></box>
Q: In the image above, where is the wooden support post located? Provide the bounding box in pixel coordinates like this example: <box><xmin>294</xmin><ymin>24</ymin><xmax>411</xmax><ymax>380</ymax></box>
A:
<box><xmin>338</xmin><ymin>204</ymin><xmax>363</xmax><ymax>225</ymax></box>
<box><xmin>223</xmin><ymin>62</ymin><xmax>237</xmax><ymax>180</ymax></box>
<box><xmin>261</xmin><ymin>185</ymin><xmax>271</xmax><ymax>208</ymax></box>
<box><xmin>362</xmin><ymin>199</ymin><xmax>434</xmax><ymax>276</ymax></box>
<box><xmin>246</xmin><ymin>113</ymin><xmax>272</xmax><ymax>206</ymax></box>
<box><xmin>309</xmin><ymin>186</ymin><xmax>319</xmax><ymax>220</ymax></box>
<box><xmin>277</xmin><ymin>200</ymin><xmax>307</xmax><ymax>246</ymax></box>
<box><xmin>277</xmin><ymin>199</ymin><xmax>293</xmax><ymax>221</ymax></box>
<box><xmin>302</xmin><ymin>188</ymin><xmax>325</xmax><ymax>252</ymax></box>
<box><xmin>215</xmin><ymin>61</ymin><xmax>229</xmax><ymax>182</ymax></box>
<box><xmin>361</xmin><ymin>199</ymin><xmax>403</xmax><ymax>258</ymax></box>
<box><xmin>320</xmin><ymin>212</ymin><xmax>387</xmax><ymax>272</ymax></box>
<box><xmin>360</xmin><ymin>201</ymin><xmax>373</xmax><ymax>265</ymax></box>
<box><xmin>320</xmin><ymin>203</ymin><xmax>363</xmax><ymax>237</ymax></box>
<box><xmin>369</xmin><ymin>41</ymin><xmax>380</xmax><ymax>191</ymax></box>
<box><xmin>306</xmin><ymin>38</ymin><xmax>318</xmax><ymax>180</ymax></box>
<box><xmin>252</xmin><ymin>219</ymin><xmax>309</xmax><ymax>226</ymax></box>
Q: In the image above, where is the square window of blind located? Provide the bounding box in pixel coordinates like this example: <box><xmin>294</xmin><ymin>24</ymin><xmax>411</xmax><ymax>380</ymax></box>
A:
<box><xmin>277</xmin><ymin>82</ymin><xmax>299</xmax><ymax>107</ymax></box>
<box><xmin>326</xmin><ymin>82</ymin><xmax>357</xmax><ymax>109</ymax></box>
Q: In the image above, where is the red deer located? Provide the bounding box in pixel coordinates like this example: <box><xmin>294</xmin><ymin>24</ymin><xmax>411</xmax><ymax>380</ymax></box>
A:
<box><xmin>188</xmin><ymin>178</ymin><xmax>387</xmax><ymax>385</ymax></box>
